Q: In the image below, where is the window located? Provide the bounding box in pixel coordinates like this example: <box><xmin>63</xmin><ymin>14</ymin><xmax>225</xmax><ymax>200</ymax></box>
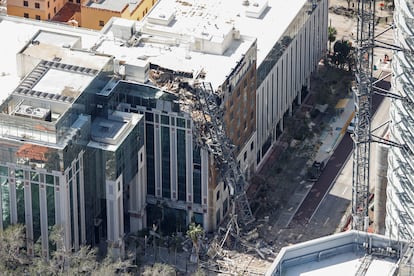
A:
<box><xmin>23</xmin><ymin>0</ymin><xmax>28</xmax><ymax>7</ymax></box>
<box><xmin>99</xmin><ymin>20</ymin><xmax>104</xmax><ymax>27</ymax></box>
<box><xmin>54</xmin><ymin>7</ymin><xmax>56</xmax><ymax>13</ymax></box>
<box><xmin>47</xmin><ymin>1</ymin><xmax>50</xmax><ymax>7</ymax></box>
<box><xmin>177</xmin><ymin>129</ymin><xmax>186</xmax><ymax>201</ymax></box>
<box><xmin>48</xmin><ymin>13</ymin><xmax>50</xmax><ymax>19</ymax></box>
<box><xmin>250</xmin><ymin>141</ymin><xmax>254</xmax><ymax>151</ymax></box>
<box><xmin>161</xmin><ymin>115</ymin><xmax>169</xmax><ymax>125</ymax></box>
<box><xmin>244</xmin><ymin>151</ymin><xmax>247</xmax><ymax>161</ymax></box>
<box><xmin>35</xmin><ymin>15</ymin><xmax>41</xmax><ymax>20</ymax></box>
<box><xmin>23</xmin><ymin>13</ymin><xmax>29</xmax><ymax>18</ymax></box>
<box><xmin>35</xmin><ymin>2</ymin><xmax>40</xmax><ymax>8</ymax></box>
<box><xmin>161</xmin><ymin>126</ymin><xmax>171</xmax><ymax>199</ymax></box>
<box><xmin>177</xmin><ymin>118</ymin><xmax>185</xmax><ymax>128</ymax></box>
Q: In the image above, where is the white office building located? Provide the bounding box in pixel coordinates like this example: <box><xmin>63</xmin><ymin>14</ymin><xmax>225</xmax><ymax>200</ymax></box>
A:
<box><xmin>386</xmin><ymin>0</ymin><xmax>414</xmax><ymax>240</ymax></box>
<box><xmin>255</xmin><ymin>0</ymin><xmax>329</xmax><ymax>167</ymax></box>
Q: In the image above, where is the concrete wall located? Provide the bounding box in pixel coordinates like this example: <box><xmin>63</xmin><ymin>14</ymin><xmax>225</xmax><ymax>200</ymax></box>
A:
<box><xmin>374</xmin><ymin>143</ymin><xmax>389</xmax><ymax>235</ymax></box>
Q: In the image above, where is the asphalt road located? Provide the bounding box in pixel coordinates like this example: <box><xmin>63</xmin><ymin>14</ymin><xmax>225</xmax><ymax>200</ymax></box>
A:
<box><xmin>291</xmin><ymin>89</ymin><xmax>387</xmax><ymax>225</ymax></box>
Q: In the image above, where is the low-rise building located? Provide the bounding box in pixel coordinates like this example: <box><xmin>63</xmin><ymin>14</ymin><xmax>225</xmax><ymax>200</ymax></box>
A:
<box><xmin>7</xmin><ymin>0</ymin><xmax>69</xmax><ymax>20</ymax></box>
<box><xmin>266</xmin><ymin>230</ymin><xmax>409</xmax><ymax>276</ymax></box>
<box><xmin>81</xmin><ymin>0</ymin><xmax>157</xmax><ymax>30</ymax></box>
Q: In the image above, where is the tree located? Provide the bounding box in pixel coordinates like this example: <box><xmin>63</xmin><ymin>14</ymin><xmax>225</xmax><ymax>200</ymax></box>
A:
<box><xmin>142</xmin><ymin>263</ymin><xmax>176</xmax><ymax>276</ymax></box>
<box><xmin>328</xmin><ymin>26</ymin><xmax>337</xmax><ymax>53</ymax></box>
<box><xmin>0</xmin><ymin>224</ymin><xmax>30</xmax><ymax>274</ymax></box>
<box><xmin>186</xmin><ymin>223</ymin><xmax>204</xmax><ymax>265</ymax></box>
<box><xmin>0</xmin><ymin>224</ymin><xmax>135</xmax><ymax>275</ymax></box>
<box><xmin>333</xmin><ymin>40</ymin><xmax>352</xmax><ymax>69</ymax></box>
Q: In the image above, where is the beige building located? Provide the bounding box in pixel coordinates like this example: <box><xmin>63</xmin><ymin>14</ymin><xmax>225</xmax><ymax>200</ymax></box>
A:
<box><xmin>80</xmin><ymin>0</ymin><xmax>156</xmax><ymax>30</ymax></box>
<box><xmin>7</xmin><ymin>0</ymin><xmax>157</xmax><ymax>30</ymax></box>
<box><xmin>7</xmin><ymin>0</ymin><xmax>70</xmax><ymax>20</ymax></box>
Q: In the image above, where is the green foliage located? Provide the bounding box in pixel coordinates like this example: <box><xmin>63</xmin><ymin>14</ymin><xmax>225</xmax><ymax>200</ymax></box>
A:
<box><xmin>187</xmin><ymin>223</ymin><xmax>204</xmax><ymax>266</ymax></box>
<box><xmin>0</xmin><ymin>224</ymin><xmax>135</xmax><ymax>275</ymax></box>
<box><xmin>142</xmin><ymin>263</ymin><xmax>176</xmax><ymax>276</ymax></box>
<box><xmin>333</xmin><ymin>40</ymin><xmax>353</xmax><ymax>69</ymax></box>
<box><xmin>0</xmin><ymin>224</ymin><xmax>29</xmax><ymax>274</ymax></box>
<box><xmin>328</xmin><ymin>26</ymin><xmax>337</xmax><ymax>52</ymax></box>
<box><xmin>192</xmin><ymin>268</ymin><xmax>207</xmax><ymax>276</ymax></box>
<box><xmin>187</xmin><ymin>223</ymin><xmax>204</xmax><ymax>248</ymax></box>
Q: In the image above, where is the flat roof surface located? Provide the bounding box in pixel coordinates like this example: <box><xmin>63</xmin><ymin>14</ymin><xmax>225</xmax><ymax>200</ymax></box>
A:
<box><xmin>88</xmin><ymin>112</ymin><xmax>143</xmax><ymax>151</ymax></box>
<box><xmin>33</xmin><ymin>68</ymin><xmax>95</xmax><ymax>97</ymax></box>
<box><xmin>100</xmin><ymin>23</ymin><xmax>254</xmax><ymax>88</ymax></box>
<box><xmin>23</xmin><ymin>42</ymin><xmax>111</xmax><ymax>70</ymax></box>
<box><xmin>0</xmin><ymin>0</ymin><xmax>308</xmax><ymax>98</ymax></box>
<box><xmin>84</xmin><ymin>0</ymin><xmax>140</xmax><ymax>13</ymax></box>
<box><xmin>146</xmin><ymin>0</ymin><xmax>307</xmax><ymax>65</ymax></box>
<box><xmin>0</xmin><ymin>16</ymin><xmax>101</xmax><ymax>103</ymax></box>
<box><xmin>267</xmin><ymin>231</ymin><xmax>403</xmax><ymax>276</ymax></box>
<box><xmin>283</xmin><ymin>252</ymin><xmax>397</xmax><ymax>276</ymax></box>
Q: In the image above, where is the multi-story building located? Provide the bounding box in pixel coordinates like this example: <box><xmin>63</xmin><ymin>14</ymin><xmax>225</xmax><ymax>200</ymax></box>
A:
<box><xmin>80</xmin><ymin>0</ymin><xmax>157</xmax><ymax>30</ymax></box>
<box><xmin>6</xmin><ymin>0</ymin><xmax>157</xmax><ymax>30</ymax></box>
<box><xmin>0</xmin><ymin>0</ymin><xmax>328</xmax><ymax>253</ymax></box>
<box><xmin>255</xmin><ymin>0</ymin><xmax>328</xmax><ymax>168</ymax></box>
<box><xmin>7</xmin><ymin>0</ymin><xmax>69</xmax><ymax>20</ymax></box>
<box><xmin>0</xmin><ymin>27</ymin><xmax>146</xmax><ymax>256</ymax></box>
<box><xmin>386</xmin><ymin>0</ymin><xmax>414</xmax><ymax>240</ymax></box>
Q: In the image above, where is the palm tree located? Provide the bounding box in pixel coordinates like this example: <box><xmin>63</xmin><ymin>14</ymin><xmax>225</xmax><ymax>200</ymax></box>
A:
<box><xmin>328</xmin><ymin>26</ymin><xmax>337</xmax><ymax>54</ymax></box>
<box><xmin>186</xmin><ymin>223</ymin><xmax>204</xmax><ymax>266</ymax></box>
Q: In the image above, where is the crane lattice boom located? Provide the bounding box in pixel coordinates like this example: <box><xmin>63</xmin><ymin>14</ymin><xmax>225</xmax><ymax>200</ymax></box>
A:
<box><xmin>352</xmin><ymin>0</ymin><xmax>375</xmax><ymax>231</ymax></box>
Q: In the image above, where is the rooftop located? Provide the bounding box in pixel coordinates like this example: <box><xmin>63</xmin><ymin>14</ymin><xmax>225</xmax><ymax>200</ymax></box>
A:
<box><xmin>0</xmin><ymin>16</ymin><xmax>102</xmax><ymax>103</ymax></box>
<box><xmin>52</xmin><ymin>2</ymin><xmax>81</xmax><ymax>23</ymax></box>
<box><xmin>84</xmin><ymin>0</ymin><xmax>141</xmax><ymax>13</ymax></box>
<box><xmin>144</xmin><ymin>0</ymin><xmax>307</xmax><ymax>65</ymax></box>
<box><xmin>0</xmin><ymin>0</ymin><xmax>310</xmax><ymax>94</ymax></box>
<box><xmin>266</xmin><ymin>230</ymin><xmax>405</xmax><ymax>276</ymax></box>
<box><xmin>88</xmin><ymin>111</ymin><xmax>144</xmax><ymax>151</ymax></box>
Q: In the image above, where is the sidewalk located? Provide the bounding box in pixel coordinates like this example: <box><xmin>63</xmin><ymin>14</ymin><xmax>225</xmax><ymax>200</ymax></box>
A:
<box><xmin>274</xmin><ymin>96</ymin><xmax>355</xmax><ymax>229</ymax></box>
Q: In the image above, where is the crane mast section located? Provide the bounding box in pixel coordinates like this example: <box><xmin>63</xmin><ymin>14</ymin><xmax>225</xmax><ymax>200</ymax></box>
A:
<box><xmin>352</xmin><ymin>0</ymin><xmax>375</xmax><ymax>231</ymax></box>
<box><xmin>195</xmin><ymin>82</ymin><xmax>255</xmax><ymax>225</ymax></box>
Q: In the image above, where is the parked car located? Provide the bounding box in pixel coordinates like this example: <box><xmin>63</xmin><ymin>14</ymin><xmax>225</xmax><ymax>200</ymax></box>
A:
<box><xmin>307</xmin><ymin>161</ymin><xmax>324</xmax><ymax>182</ymax></box>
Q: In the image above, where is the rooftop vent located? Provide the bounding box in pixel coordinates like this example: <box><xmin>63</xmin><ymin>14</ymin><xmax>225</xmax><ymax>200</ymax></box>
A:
<box><xmin>13</xmin><ymin>104</ymin><xmax>51</xmax><ymax>121</ymax></box>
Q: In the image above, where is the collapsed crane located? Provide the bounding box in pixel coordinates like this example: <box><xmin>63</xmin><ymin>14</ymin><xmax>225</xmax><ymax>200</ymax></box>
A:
<box><xmin>195</xmin><ymin>82</ymin><xmax>255</xmax><ymax>228</ymax></box>
<box><xmin>352</xmin><ymin>0</ymin><xmax>375</xmax><ymax>231</ymax></box>
<box><xmin>149</xmin><ymin>67</ymin><xmax>255</xmax><ymax>238</ymax></box>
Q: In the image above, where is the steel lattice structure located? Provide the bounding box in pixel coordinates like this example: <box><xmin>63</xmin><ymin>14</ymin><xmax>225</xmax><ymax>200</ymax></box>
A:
<box><xmin>196</xmin><ymin>82</ymin><xmax>255</xmax><ymax>226</ymax></box>
<box><xmin>352</xmin><ymin>0</ymin><xmax>376</xmax><ymax>231</ymax></box>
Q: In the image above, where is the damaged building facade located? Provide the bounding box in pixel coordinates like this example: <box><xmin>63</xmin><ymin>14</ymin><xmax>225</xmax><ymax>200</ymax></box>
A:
<box><xmin>0</xmin><ymin>0</ymin><xmax>328</xmax><ymax>254</ymax></box>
